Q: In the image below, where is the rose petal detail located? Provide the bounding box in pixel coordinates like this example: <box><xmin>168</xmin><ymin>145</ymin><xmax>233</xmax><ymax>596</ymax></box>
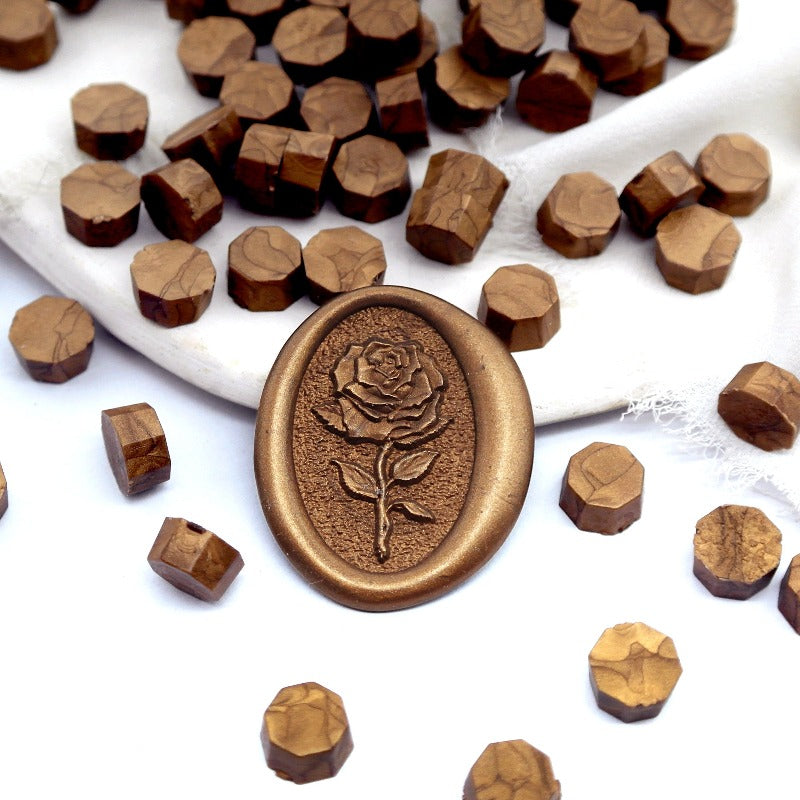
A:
<box><xmin>332</xmin><ymin>344</ymin><xmax>362</xmax><ymax>392</ymax></box>
<box><xmin>311</xmin><ymin>400</ymin><xmax>347</xmax><ymax>434</ymax></box>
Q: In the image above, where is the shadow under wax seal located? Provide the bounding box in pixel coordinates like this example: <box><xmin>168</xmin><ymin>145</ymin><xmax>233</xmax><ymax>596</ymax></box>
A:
<box><xmin>254</xmin><ymin>286</ymin><xmax>534</xmax><ymax>611</ymax></box>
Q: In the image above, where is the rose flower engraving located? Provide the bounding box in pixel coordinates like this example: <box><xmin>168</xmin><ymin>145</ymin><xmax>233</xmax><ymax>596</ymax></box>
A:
<box><xmin>312</xmin><ymin>336</ymin><xmax>449</xmax><ymax>563</ymax></box>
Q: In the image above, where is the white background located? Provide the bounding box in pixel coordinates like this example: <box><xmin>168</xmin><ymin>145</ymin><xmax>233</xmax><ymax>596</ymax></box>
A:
<box><xmin>2</xmin><ymin>2</ymin><xmax>800</xmax><ymax>799</ymax></box>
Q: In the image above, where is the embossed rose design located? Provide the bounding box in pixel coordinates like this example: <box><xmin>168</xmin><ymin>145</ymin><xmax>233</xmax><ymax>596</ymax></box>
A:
<box><xmin>313</xmin><ymin>336</ymin><xmax>450</xmax><ymax>563</ymax></box>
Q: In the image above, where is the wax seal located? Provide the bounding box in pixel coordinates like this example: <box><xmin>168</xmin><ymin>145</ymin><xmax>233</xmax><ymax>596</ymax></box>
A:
<box><xmin>254</xmin><ymin>286</ymin><xmax>534</xmax><ymax>610</ymax></box>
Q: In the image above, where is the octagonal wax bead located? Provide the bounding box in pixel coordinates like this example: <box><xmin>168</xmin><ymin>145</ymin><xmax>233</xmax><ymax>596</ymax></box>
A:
<box><xmin>272</xmin><ymin>6</ymin><xmax>349</xmax><ymax>86</ymax></box>
<box><xmin>654</xmin><ymin>204</ymin><xmax>740</xmax><ymax>294</ymax></box>
<box><xmin>604</xmin><ymin>14</ymin><xmax>669</xmax><ymax>96</ymax></box>
<box><xmin>299</xmin><ymin>77</ymin><xmax>375</xmax><ymax>146</ymax></box>
<box><xmin>347</xmin><ymin>0</ymin><xmax>422</xmax><ymax>77</ymax></box>
<box><xmin>428</xmin><ymin>46</ymin><xmax>510</xmax><ymax>132</ymax></box>
<box><xmin>461</xmin><ymin>0</ymin><xmax>546</xmax><ymax>77</ymax></box>
<box><xmin>537</xmin><ymin>172</ymin><xmax>620</xmax><ymax>258</ymax></box>
<box><xmin>694</xmin><ymin>505</ymin><xmax>782</xmax><ymax>599</ymax></box>
<box><xmin>226</xmin><ymin>0</ymin><xmax>289</xmax><ymax>44</ymax></box>
<box><xmin>278</xmin><ymin>129</ymin><xmax>336</xmax><ymax>216</ymax></box>
<box><xmin>331</xmin><ymin>135</ymin><xmax>410</xmax><ymax>223</ymax></box>
<box><xmin>178</xmin><ymin>16</ymin><xmax>256</xmax><ymax>97</ymax></box>
<box><xmin>620</xmin><ymin>150</ymin><xmax>703</xmax><ymax>236</ymax></box>
<box><xmin>589</xmin><ymin>622</ymin><xmax>682</xmax><ymax>722</ymax></box>
<box><xmin>219</xmin><ymin>61</ymin><xmax>298</xmax><ymax>129</ymax></box>
<box><xmin>559</xmin><ymin>442</ymin><xmax>644</xmax><ymax>534</ymax></box>
<box><xmin>61</xmin><ymin>162</ymin><xmax>141</xmax><ymax>248</ymax></box>
<box><xmin>390</xmin><ymin>12</ymin><xmax>438</xmax><ymax>85</ymax></box>
<box><xmin>101</xmin><ymin>403</ymin><xmax>171</xmax><ymax>496</ymax></box>
<box><xmin>696</xmin><ymin>133</ymin><xmax>771</xmax><ymax>216</ymax></box>
<box><xmin>569</xmin><ymin>0</ymin><xmax>646</xmax><ymax>84</ymax></box>
<box><xmin>778</xmin><ymin>554</ymin><xmax>800</xmax><ymax>634</ymax></box>
<box><xmin>664</xmin><ymin>0</ymin><xmax>735</xmax><ymax>60</ymax></box>
<box><xmin>478</xmin><ymin>264</ymin><xmax>560</xmax><ymax>351</ymax></box>
<box><xmin>70</xmin><ymin>82</ymin><xmax>148</xmax><ymax>160</ymax></box>
<box><xmin>8</xmin><ymin>296</ymin><xmax>94</xmax><ymax>383</ymax></box>
<box><xmin>375</xmin><ymin>72</ymin><xmax>429</xmax><ymax>151</ymax></box>
<box><xmin>0</xmin><ymin>461</ymin><xmax>7</xmax><ymax>521</ymax></box>
<box><xmin>0</xmin><ymin>0</ymin><xmax>58</xmax><ymax>71</ymax></box>
<box><xmin>717</xmin><ymin>362</ymin><xmax>800</xmax><ymax>452</ymax></box>
<box><xmin>516</xmin><ymin>50</ymin><xmax>597</xmax><ymax>133</ymax></box>
<box><xmin>131</xmin><ymin>240</ymin><xmax>216</xmax><ymax>328</ymax></box>
<box><xmin>304</xmin><ymin>225</ymin><xmax>386</xmax><ymax>304</ymax></box>
<box><xmin>464</xmin><ymin>740</ymin><xmax>560</xmax><ymax>800</ymax></box>
<box><xmin>228</xmin><ymin>225</ymin><xmax>305</xmax><ymax>310</ymax></box>
<box><xmin>148</xmin><ymin>517</ymin><xmax>244</xmax><ymax>602</ymax></box>
<box><xmin>261</xmin><ymin>682</ymin><xmax>353</xmax><ymax>783</ymax></box>
<box><xmin>141</xmin><ymin>159</ymin><xmax>223</xmax><ymax>243</ymax></box>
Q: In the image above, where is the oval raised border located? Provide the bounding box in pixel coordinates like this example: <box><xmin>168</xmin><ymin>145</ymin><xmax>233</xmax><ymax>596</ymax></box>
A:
<box><xmin>254</xmin><ymin>285</ymin><xmax>534</xmax><ymax>611</ymax></box>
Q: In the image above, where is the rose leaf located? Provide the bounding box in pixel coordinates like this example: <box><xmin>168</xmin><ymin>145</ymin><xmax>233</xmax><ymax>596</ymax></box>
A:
<box><xmin>312</xmin><ymin>401</ymin><xmax>347</xmax><ymax>434</ymax></box>
<box><xmin>390</xmin><ymin>450</ymin><xmax>439</xmax><ymax>483</ymax></box>
<box><xmin>332</xmin><ymin>460</ymin><xmax>378</xmax><ymax>501</ymax></box>
<box><xmin>391</xmin><ymin>499</ymin><xmax>435</xmax><ymax>522</ymax></box>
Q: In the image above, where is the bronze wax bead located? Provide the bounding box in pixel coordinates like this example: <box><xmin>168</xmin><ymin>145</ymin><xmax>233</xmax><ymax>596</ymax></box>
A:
<box><xmin>569</xmin><ymin>0</ymin><xmax>646</xmax><ymax>83</ymax></box>
<box><xmin>604</xmin><ymin>14</ymin><xmax>669</xmax><ymax>95</ymax></box>
<box><xmin>147</xmin><ymin>517</ymin><xmax>244</xmax><ymax>602</ymax></box>
<box><xmin>228</xmin><ymin>225</ymin><xmax>306</xmax><ymax>310</ymax></box>
<box><xmin>390</xmin><ymin>13</ymin><xmax>439</xmax><ymax>85</ymax></box>
<box><xmin>589</xmin><ymin>622</ymin><xmax>682</xmax><ymax>722</ymax></box>
<box><xmin>717</xmin><ymin>362</ymin><xmax>800</xmax><ymax>451</ymax></box>
<box><xmin>225</xmin><ymin>0</ymin><xmax>289</xmax><ymax>44</ymax></box>
<box><xmin>464</xmin><ymin>740</ymin><xmax>561</xmax><ymax>800</ymax></box>
<box><xmin>177</xmin><ymin>16</ymin><xmax>256</xmax><ymax>97</ymax></box>
<box><xmin>0</xmin><ymin>0</ymin><xmax>58</xmax><ymax>71</ymax></box>
<box><xmin>664</xmin><ymin>0</ymin><xmax>735</xmax><ymax>60</ymax></box>
<box><xmin>694</xmin><ymin>505</ymin><xmax>782</xmax><ymax>599</ymax></box>
<box><xmin>654</xmin><ymin>204</ymin><xmax>740</xmax><ymax>293</ymax></box>
<box><xmin>423</xmin><ymin>148</ymin><xmax>508</xmax><ymax>215</ymax></box>
<box><xmin>620</xmin><ymin>150</ymin><xmax>703</xmax><ymax>236</ymax></box>
<box><xmin>559</xmin><ymin>441</ymin><xmax>644</xmax><ymax>534</ymax></box>
<box><xmin>272</xmin><ymin>6</ymin><xmax>349</xmax><ymax>86</ymax></box>
<box><xmin>162</xmin><ymin>105</ymin><xmax>243</xmax><ymax>183</ymax></box>
<box><xmin>778</xmin><ymin>555</ymin><xmax>800</xmax><ymax>634</ymax></box>
<box><xmin>347</xmin><ymin>0</ymin><xmax>422</xmax><ymax>78</ymax></box>
<box><xmin>0</xmin><ymin>462</ymin><xmax>7</xmax><ymax>521</ymax></box>
<box><xmin>70</xmin><ymin>82</ymin><xmax>148</xmax><ymax>160</ymax></box>
<box><xmin>141</xmin><ymin>159</ymin><xmax>223</xmax><ymax>242</ymax></box>
<box><xmin>60</xmin><ymin>162</ymin><xmax>140</xmax><ymax>248</ymax></box>
<box><xmin>219</xmin><ymin>62</ymin><xmax>298</xmax><ymax>130</ymax></box>
<box><xmin>101</xmin><ymin>403</ymin><xmax>171</xmax><ymax>496</ymax></box>
<box><xmin>375</xmin><ymin>72</ymin><xmax>429</xmax><ymax>151</ymax></box>
<box><xmin>167</xmin><ymin>0</ymin><xmax>226</xmax><ymax>23</ymax></box>
<box><xmin>461</xmin><ymin>0</ymin><xmax>546</xmax><ymax>78</ymax></box>
<box><xmin>131</xmin><ymin>240</ymin><xmax>216</xmax><ymax>327</ymax></box>
<box><xmin>428</xmin><ymin>45</ymin><xmax>509</xmax><ymax>132</ymax></box>
<box><xmin>537</xmin><ymin>171</ymin><xmax>620</xmax><ymax>258</ymax></box>
<box><xmin>262</xmin><ymin>682</ymin><xmax>353</xmax><ymax>783</ymax></box>
<box><xmin>696</xmin><ymin>133</ymin><xmax>771</xmax><ymax>216</ymax></box>
<box><xmin>8</xmin><ymin>296</ymin><xmax>94</xmax><ymax>383</ymax></box>
<box><xmin>304</xmin><ymin>225</ymin><xmax>386</xmax><ymax>304</ymax></box>
<box><xmin>299</xmin><ymin>77</ymin><xmax>375</xmax><ymax>145</ymax></box>
<box><xmin>516</xmin><ymin>50</ymin><xmax>597</xmax><ymax>132</ymax></box>
<box><xmin>235</xmin><ymin>124</ymin><xmax>292</xmax><ymax>212</ymax></box>
<box><xmin>331</xmin><ymin>135</ymin><xmax>410</xmax><ymax>223</ymax></box>
<box><xmin>478</xmin><ymin>263</ymin><xmax>560</xmax><ymax>351</ymax></box>
<box><xmin>545</xmin><ymin>0</ymin><xmax>583</xmax><ymax>25</ymax></box>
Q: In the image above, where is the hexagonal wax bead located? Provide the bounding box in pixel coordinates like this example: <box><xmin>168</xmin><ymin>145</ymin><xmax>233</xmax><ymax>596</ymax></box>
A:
<box><xmin>130</xmin><ymin>240</ymin><xmax>216</xmax><ymax>328</ymax></box>
<box><xmin>537</xmin><ymin>171</ymin><xmax>621</xmax><ymax>258</ymax></box>
<box><xmin>516</xmin><ymin>50</ymin><xmax>597</xmax><ymax>133</ymax></box>
<box><xmin>299</xmin><ymin>77</ymin><xmax>375</xmax><ymax>146</ymax></box>
<box><xmin>478</xmin><ymin>263</ymin><xmax>560</xmax><ymax>351</ymax></box>
<box><xmin>695</xmin><ymin>133</ymin><xmax>771</xmax><ymax>216</ymax></box>
<box><xmin>589</xmin><ymin>621</ymin><xmax>683</xmax><ymax>722</ymax></box>
<box><xmin>228</xmin><ymin>225</ymin><xmax>305</xmax><ymax>311</ymax></box>
<box><xmin>148</xmin><ymin>517</ymin><xmax>244</xmax><ymax>602</ymax></box>
<box><xmin>261</xmin><ymin>682</ymin><xmax>354</xmax><ymax>783</ymax></box>
<box><xmin>61</xmin><ymin>162</ymin><xmax>141</xmax><ymax>247</ymax></box>
<box><xmin>693</xmin><ymin>505</ymin><xmax>782</xmax><ymax>599</ymax></box>
<box><xmin>559</xmin><ymin>441</ymin><xmax>644</xmax><ymax>534</ymax></box>
<box><xmin>778</xmin><ymin>554</ymin><xmax>800</xmax><ymax>634</ymax></box>
<box><xmin>8</xmin><ymin>296</ymin><xmax>94</xmax><ymax>384</ymax></box>
<box><xmin>654</xmin><ymin>205</ymin><xmax>740</xmax><ymax>294</ymax></box>
<box><xmin>101</xmin><ymin>403</ymin><xmax>171</xmax><ymax>496</ymax></box>
<box><xmin>463</xmin><ymin>739</ymin><xmax>561</xmax><ymax>800</ymax></box>
<box><xmin>331</xmin><ymin>134</ymin><xmax>410</xmax><ymax>223</ymax></box>
<box><xmin>620</xmin><ymin>150</ymin><xmax>703</xmax><ymax>236</ymax></box>
<box><xmin>663</xmin><ymin>0</ymin><xmax>735</xmax><ymax>60</ymax></box>
<box><xmin>717</xmin><ymin>362</ymin><xmax>800</xmax><ymax>451</ymax></box>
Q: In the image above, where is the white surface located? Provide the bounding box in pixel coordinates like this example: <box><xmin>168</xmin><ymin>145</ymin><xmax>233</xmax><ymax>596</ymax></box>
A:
<box><xmin>2</xmin><ymin>238</ymin><xmax>800</xmax><ymax>800</ymax></box>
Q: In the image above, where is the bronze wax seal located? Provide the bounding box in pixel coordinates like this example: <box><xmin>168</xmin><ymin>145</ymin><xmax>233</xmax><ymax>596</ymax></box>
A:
<box><xmin>255</xmin><ymin>286</ymin><xmax>534</xmax><ymax>610</ymax></box>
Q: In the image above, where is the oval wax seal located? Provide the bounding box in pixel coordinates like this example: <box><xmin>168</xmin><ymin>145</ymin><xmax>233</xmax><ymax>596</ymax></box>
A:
<box><xmin>254</xmin><ymin>286</ymin><xmax>534</xmax><ymax>611</ymax></box>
